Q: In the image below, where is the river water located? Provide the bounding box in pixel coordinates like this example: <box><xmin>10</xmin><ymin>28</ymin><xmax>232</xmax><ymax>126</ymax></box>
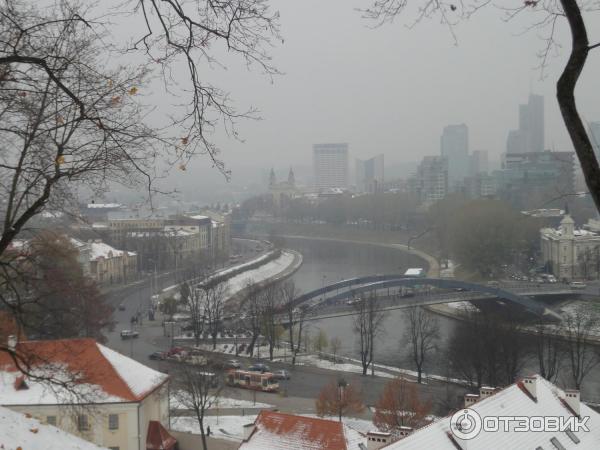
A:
<box><xmin>282</xmin><ymin>237</ymin><xmax>457</xmax><ymax>371</ymax></box>
<box><xmin>281</xmin><ymin>236</ymin><xmax>600</xmax><ymax>400</ymax></box>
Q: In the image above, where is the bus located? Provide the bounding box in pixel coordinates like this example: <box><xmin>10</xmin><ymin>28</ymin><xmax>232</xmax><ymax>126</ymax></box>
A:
<box><xmin>226</xmin><ymin>369</ymin><xmax>279</xmax><ymax>393</ymax></box>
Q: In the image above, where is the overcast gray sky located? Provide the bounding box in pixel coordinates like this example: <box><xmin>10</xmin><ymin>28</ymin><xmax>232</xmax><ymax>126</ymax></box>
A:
<box><xmin>132</xmin><ymin>1</ymin><xmax>600</xmax><ymax>194</ymax></box>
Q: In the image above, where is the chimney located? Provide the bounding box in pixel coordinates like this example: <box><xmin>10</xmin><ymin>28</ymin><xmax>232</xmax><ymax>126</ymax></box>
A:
<box><xmin>464</xmin><ymin>393</ymin><xmax>479</xmax><ymax>408</ymax></box>
<box><xmin>367</xmin><ymin>431</ymin><xmax>392</xmax><ymax>450</ymax></box>
<box><xmin>398</xmin><ymin>426</ymin><xmax>413</xmax><ymax>438</ymax></box>
<box><xmin>564</xmin><ymin>390</ymin><xmax>580</xmax><ymax>416</ymax></box>
<box><xmin>479</xmin><ymin>386</ymin><xmax>497</xmax><ymax>400</ymax></box>
<box><xmin>522</xmin><ymin>376</ymin><xmax>537</xmax><ymax>400</ymax></box>
<box><xmin>242</xmin><ymin>423</ymin><xmax>255</xmax><ymax>441</ymax></box>
<box><xmin>7</xmin><ymin>335</ymin><xmax>17</xmax><ymax>351</ymax></box>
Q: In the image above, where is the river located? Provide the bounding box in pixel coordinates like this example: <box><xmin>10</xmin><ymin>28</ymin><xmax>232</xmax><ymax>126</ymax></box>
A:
<box><xmin>280</xmin><ymin>235</ymin><xmax>600</xmax><ymax>401</ymax></box>
<box><xmin>282</xmin><ymin>237</ymin><xmax>456</xmax><ymax>369</ymax></box>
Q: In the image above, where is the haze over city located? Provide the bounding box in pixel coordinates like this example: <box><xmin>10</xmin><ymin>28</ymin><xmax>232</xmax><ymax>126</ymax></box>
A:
<box><xmin>165</xmin><ymin>0</ymin><xmax>600</xmax><ymax>195</ymax></box>
<box><xmin>3</xmin><ymin>2</ymin><xmax>600</xmax><ymax>450</ymax></box>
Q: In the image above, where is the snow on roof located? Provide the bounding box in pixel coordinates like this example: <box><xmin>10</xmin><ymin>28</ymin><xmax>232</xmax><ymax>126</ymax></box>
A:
<box><xmin>97</xmin><ymin>344</ymin><xmax>167</xmax><ymax>398</ymax></box>
<box><xmin>86</xmin><ymin>203</ymin><xmax>122</xmax><ymax>208</ymax></box>
<box><xmin>0</xmin><ymin>339</ymin><xmax>168</xmax><ymax>405</ymax></box>
<box><xmin>384</xmin><ymin>374</ymin><xmax>600</xmax><ymax>449</ymax></box>
<box><xmin>89</xmin><ymin>241</ymin><xmax>126</xmax><ymax>260</ymax></box>
<box><xmin>239</xmin><ymin>411</ymin><xmax>363</xmax><ymax>450</ymax></box>
<box><xmin>189</xmin><ymin>214</ymin><xmax>209</xmax><ymax>220</ymax></box>
<box><xmin>0</xmin><ymin>405</ymin><xmax>108</xmax><ymax>450</ymax></box>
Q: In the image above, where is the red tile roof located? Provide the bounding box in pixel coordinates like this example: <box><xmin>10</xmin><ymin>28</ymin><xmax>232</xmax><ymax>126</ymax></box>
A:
<box><xmin>146</xmin><ymin>420</ymin><xmax>177</xmax><ymax>450</ymax></box>
<box><xmin>0</xmin><ymin>338</ymin><xmax>166</xmax><ymax>403</ymax></box>
<box><xmin>240</xmin><ymin>411</ymin><xmax>350</xmax><ymax>450</ymax></box>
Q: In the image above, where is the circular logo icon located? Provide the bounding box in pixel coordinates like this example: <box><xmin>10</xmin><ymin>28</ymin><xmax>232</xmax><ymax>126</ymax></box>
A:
<box><xmin>450</xmin><ymin>408</ymin><xmax>482</xmax><ymax>440</ymax></box>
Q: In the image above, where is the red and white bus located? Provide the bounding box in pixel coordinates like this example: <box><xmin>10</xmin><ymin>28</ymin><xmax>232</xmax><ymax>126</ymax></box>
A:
<box><xmin>226</xmin><ymin>369</ymin><xmax>279</xmax><ymax>392</ymax></box>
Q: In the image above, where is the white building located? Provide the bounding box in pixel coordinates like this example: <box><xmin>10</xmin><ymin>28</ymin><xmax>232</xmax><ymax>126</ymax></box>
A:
<box><xmin>73</xmin><ymin>239</ymin><xmax>138</xmax><ymax>285</ymax></box>
<box><xmin>0</xmin><ymin>338</ymin><xmax>172</xmax><ymax>450</ymax></box>
<box><xmin>540</xmin><ymin>215</ymin><xmax>600</xmax><ymax>280</ymax></box>
<box><xmin>380</xmin><ymin>374</ymin><xmax>600</xmax><ymax>450</ymax></box>
<box><xmin>313</xmin><ymin>143</ymin><xmax>349</xmax><ymax>190</ymax></box>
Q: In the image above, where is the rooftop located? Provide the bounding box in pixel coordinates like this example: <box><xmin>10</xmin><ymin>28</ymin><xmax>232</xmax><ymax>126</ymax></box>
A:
<box><xmin>384</xmin><ymin>375</ymin><xmax>600</xmax><ymax>449</ymax></box>
<box><xmin>0</xmin><ymin>338</ymin><xmax>168</xmax><ymax>405</ymax></box>
<box><xmin>0</xmin><ymin>405</ymin><xmax>109</xmax><ymax>450</ymax></box>
<box><xmin>239</xmin><ymin>410</ymin><xmax>364</xmax><ymax>450</ymax></box>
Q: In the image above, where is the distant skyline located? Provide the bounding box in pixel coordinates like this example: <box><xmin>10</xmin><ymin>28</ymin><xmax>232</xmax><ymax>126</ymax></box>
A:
<box><xmin>136</xmin><ymin>0</ymin><xmax>600</xmax><ymax>197</ymax></box>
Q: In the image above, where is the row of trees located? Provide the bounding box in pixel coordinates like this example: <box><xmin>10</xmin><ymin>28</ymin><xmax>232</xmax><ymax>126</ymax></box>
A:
<box><xmin>428</xmin><ymin>197</ymin><xmax>541</xmax><ymax>277</ymax></box>
<box><xmin>315</xmin><ymin>376</ymin><xmax>432</xmax><ymax>436</ymax></box>
<box><xmin>0</xmin><ymin>0</ymin><xmax>280</xmax><ymax>367</ymax></box>
<box><xmin>244</xmin><ymin>193</ymin><xmax>423</xmax><ymax>230</ymax></box>
<box><xmin>348</xmin><ymin>291</ymin><xmax>599</xmax><ymax>393</ymax></box>
<box><xmin>446</xmin><ymin>304</ymin><xmax>600</xmax><ymax>391</ymax></box>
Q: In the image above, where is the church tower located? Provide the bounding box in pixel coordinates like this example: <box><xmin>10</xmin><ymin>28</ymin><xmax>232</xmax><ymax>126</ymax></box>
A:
<box><xmin>269</xmin><ymin>168</ymin><xmax>276</xmax><ymax>187</ymax></box>
<box><xmin>288</xmin><ymin>167</ymin><xmax>295</xmax><ymax>187</ymax></box>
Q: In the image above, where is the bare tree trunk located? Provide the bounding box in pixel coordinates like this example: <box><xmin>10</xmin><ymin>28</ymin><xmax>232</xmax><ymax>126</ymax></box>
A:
<box><xmin>294</xmin><ymin>315</ymin><xmax>305</xmax><ymax>365</ymax></box>
<box><xmin>406</xmin><ymin>306</ymin><xmax>438</xmax><ymax>384</ymax></box>
<box><xmin>557</xmin><ymin>0</ymin><xmax>600</xmax><ymax>213</ymax></box>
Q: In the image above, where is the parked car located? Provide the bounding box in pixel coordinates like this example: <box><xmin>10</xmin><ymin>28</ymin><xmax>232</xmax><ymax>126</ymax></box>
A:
<box><xmin>248</xmin><ymin>363</ymin><xmax>270</xmax><ymax>373</ymax></box>
<box><xmin>165</xmin><ymin>346</ymin><xmax>185</xmax><ymax>357</ymax></box>
<box><xmin>226</xmin><ymin>359</ymin><xmax>241</xmax><ymax>369</ymax></box>
<box><xmin>149</xmin><ymin>351</ymin><xmax>165</xmax><ymax>360</ymax></box>
<box><xmin>273</xmin><ymin>369</ymin><xmax>290</xmax><ymax>380</ymax></box>
<box><xmin>570</xmin><ymin>281</ymin><xmax>587</xmax><ymax>289</ymax></box>
<box><xmin>120</xmin><ymin>330</ymin><xmax>139</xmax><ymax>339</ymax></box>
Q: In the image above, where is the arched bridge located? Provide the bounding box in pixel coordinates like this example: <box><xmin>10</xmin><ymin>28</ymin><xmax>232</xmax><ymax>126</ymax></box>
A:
<box><xmin>293</xmin><ymin>275</ymin><xmax>567</xmax><ymax>320</ymax></box>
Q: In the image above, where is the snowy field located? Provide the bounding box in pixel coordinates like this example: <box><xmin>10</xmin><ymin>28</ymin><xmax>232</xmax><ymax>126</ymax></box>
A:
<box><xmin>170</xmin><ymin>394</ymin><xmax>272</xmax><ymax>411</ymax></box>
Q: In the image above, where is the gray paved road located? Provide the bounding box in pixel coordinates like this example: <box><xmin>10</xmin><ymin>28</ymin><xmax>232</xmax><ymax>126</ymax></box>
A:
<box><xmin>104</xmin><ymin>269</ymin><xmax>465</xmax><ymax>417</ymax></box>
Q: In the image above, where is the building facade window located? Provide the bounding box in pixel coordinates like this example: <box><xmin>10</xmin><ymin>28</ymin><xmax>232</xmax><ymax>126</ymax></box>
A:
<box><xmin>77</xmin><ymin>414</ymin><xmax>89</xmax><ymax>431</ymax></box>
<box><xmin>108</xmin><ymin>413</ymin><xmax>119</xmax><ymax>430</ymax></box>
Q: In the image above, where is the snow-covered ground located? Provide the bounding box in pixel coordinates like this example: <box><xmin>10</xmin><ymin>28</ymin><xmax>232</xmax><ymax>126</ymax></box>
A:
<box><xmin>170</xmin><ymin>394</ymin><xmax>272</xmax><ymax>411</ymax></box>
<box><xmin>171</xmin><ymin>414</ymin><xmax>374</xmax><ymax>442</ymax></box>
<box><xmin>161</xmin><ymin>251</ymin><xmax>297</xmax><ymax>304</ymax></box>
<box><xmin>446</xmin><ymin>300</ymin><xmax>478</xmax><ymax>312</ymax></box>
<box><xmin>226</xmin><ymin>251</ymin><xmax>296</xmax><ymax>297</ymax></box>
<box><xmin>294</xmin><ymin>354</ymin><xmax>396</xmax><ymax>379</ymax></box>
<box><xmin>172</xmin><ymin>415</ymin><xmax>258</xmax><ymax>441</ymax></box>
<box><xmin>182</xmin><ymin>341</ymin><xmax>292</xmax><ymax>359</ymax></box>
